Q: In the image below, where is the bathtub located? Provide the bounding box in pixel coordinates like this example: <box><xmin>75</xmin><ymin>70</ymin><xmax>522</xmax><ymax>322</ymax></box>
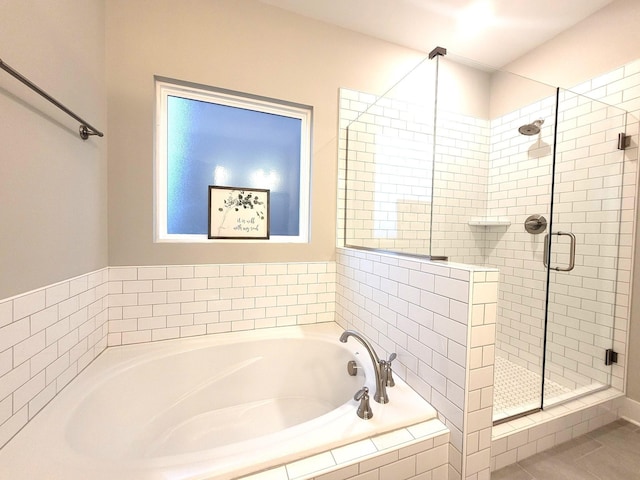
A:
<box><xmin>0</xmin><ymin>323</ymin><xmax>438</xmax><ymax>480</ymax></box>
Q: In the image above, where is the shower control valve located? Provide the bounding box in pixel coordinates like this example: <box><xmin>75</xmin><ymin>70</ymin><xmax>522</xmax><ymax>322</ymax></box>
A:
<box><xmin>524</xmin><ymin>214</ymin><xmax>547</xmax><ymax>234</ymax></box>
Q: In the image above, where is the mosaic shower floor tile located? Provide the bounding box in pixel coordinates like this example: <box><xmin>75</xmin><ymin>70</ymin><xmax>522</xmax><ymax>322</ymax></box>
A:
<box><xmin>493</xmin><ymin>355</ymin><xmax>571</xmax><ymax>422</ymax></box>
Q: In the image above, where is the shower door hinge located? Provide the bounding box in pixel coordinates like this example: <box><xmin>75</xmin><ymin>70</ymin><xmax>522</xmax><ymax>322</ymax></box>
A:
<box><xmin>617</xmin><ymin>133</ymin><xmax>630</xmax><ymax>150</ymax></box>
<box><xmin>605</xmin><ymin>348</ymin><xmax>618</xmax><ymax>366</ymax></box>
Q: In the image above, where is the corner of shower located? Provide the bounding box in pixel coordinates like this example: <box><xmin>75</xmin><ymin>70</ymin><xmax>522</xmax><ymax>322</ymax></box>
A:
<box><xmin>338</xmin><ymin>49</ymin><xmax>632</xmax><ymax>427</ymax></box>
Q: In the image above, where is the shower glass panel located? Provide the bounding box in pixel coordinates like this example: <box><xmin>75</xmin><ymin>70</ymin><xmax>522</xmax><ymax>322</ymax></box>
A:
<box><xmin>542</xmin><ymin>90</ymin><xmax>627</xmax><ymax>409</ymax></box>
<box><xmin>343</xmin><ymin>58</ymin><xmax>437</xmax><ymax>256</ymax></box>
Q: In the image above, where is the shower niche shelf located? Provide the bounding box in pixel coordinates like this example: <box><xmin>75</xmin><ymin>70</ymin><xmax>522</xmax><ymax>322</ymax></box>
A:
<box><xmin>468</xmin><ymin>217</ymin><xmax>511</xmax><ymax>227</ymax></box>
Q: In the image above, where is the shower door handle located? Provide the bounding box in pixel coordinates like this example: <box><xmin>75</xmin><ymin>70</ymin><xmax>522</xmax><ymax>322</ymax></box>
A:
<box><xmin>543</xmin><ymin>231</ymin><xmax>576</xmax><ymax>272</ymax></box>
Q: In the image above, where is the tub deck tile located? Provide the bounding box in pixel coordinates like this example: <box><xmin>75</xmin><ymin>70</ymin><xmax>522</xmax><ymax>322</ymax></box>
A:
<box><xmin>331</xmin><ymin>439</ymin><xmax>378</xmax><ymax>464</ymax></box>
<box><xmin>238</xmin><ymin>419</ymin><xmax>450</xmax><ymax>480</ymax></box>
<box><xmin>371</xmin><ymin>427</ymin><xmax>414</xmax><ymax>450</ymax></box>
<box><xmin>242</xmin><ymin>466</ymin><xmax>289</xmax><ymax>480</ymax></box>
<box><xmin>286</xmin><ymin>451</ymin><xmax>336</xmax><ymax>479</ymax></box>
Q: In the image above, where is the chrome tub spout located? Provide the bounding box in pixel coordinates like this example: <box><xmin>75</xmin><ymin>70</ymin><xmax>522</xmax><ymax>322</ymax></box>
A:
<box><xmin>339</xmin><ymin>330</ymin><xmax>389</xmax><ymax>404</ymax></box>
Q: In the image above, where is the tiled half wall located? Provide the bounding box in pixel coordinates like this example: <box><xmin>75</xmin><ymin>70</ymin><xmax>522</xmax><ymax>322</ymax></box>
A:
<box><xmin>0</xmin><ymin>262</ymin><xmax>336</xmax><ymax>450</ymax></box>
<box><xmin>335</xmin><ymin>248</ymin><xmax>499</xmax><ymax>480</ymax></box>
<box><xmin>0</xmin><ymin>256</ymin><xmax>498</xmax><ymax>480</ymax></box>
<box><xmin>107</xmin><ymin>262</ymin><xmax>336</xmax><ymax>345</ymax></box>
<box><xmin>0</xmin><ymin>269</ymin><xmax>109</xmax><ymax>447</ymax></box>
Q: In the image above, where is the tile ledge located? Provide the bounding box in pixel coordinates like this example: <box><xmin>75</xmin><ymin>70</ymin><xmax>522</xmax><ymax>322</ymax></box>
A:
<box><xmin>240</xmin><ymin>418</ymin><xmax>449</xmax><ymax>480</ymax></box>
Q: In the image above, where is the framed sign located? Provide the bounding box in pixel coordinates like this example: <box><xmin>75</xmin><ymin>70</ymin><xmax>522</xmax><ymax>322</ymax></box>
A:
<box><xmin>208</xmin><ymin>186</ymin><xmax>270</xmax><ymax>239</ymax></box>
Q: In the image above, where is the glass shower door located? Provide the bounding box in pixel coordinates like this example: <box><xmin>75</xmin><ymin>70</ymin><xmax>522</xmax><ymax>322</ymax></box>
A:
<box><xmin>542</xmin><ymin>89</ymin><xmax>627</xmax><ymax>408</ymax></box>
<box><xmin>488</xmin><ymin>76</ymin><xmax>560</xmax><ymax>423</ymax></box>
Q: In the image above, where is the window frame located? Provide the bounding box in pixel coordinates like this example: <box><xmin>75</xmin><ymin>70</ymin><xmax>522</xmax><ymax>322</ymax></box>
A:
<box><xmin>154</xmin><ymin>77</ymin><xmax>312</xmax><ymax>243</ymax></box>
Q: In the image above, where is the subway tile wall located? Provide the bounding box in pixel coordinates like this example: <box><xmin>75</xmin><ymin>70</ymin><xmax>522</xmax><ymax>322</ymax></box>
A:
<box><xmin>0</xmin><ymin>263</ymin><xmax>335</xmax><ymax>449</ymax></box>
<box><xmin>335</xmin><ymin>247</ymin><xmax>499</xmax><ymax>480</ymax></box>
<box><xmin>487</xmin><ymin>77</ymin><xmax>638</xmax><ymax>397</ymax></box>
<box><xmin>338</xmin><ymin>88</ymin><xmax>434</xmax><ymax>256</ymax></box>
<box><xmin>463</xmin><ymin>271</ymin><xmax>499</xmax><ymax>480</ymax></box>
<box><xmin>0</xmin><ymin>269</ymin><xmax>109</xmax><ymax>448</ymax></box>
<box><xmin>108</xmin><ymin>262</ymin><xmax>336</xmax><ymax>346</ymax></box>
<box><xmin>564</xmin><ymin>60</ymin><xmax>640</xmax><ymax>395</ymax></box>
<box><xmin>430</xmin><ymin>111</ymin><xmax>490</xmax><ymax>264</ymax></box>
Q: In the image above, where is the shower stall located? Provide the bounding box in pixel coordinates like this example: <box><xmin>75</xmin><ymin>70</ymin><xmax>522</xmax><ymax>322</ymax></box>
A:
<box><xmin>339</xmin><ymin>50</ymin><xmax>637</xmax><ymax>423</ymax></box>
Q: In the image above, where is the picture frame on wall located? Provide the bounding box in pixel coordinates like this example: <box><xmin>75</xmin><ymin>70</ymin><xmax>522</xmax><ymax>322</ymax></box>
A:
<box><xmin>208</xmin><ymin>186</ymin><xmax>270</xmax><ymax>239</ymax></box>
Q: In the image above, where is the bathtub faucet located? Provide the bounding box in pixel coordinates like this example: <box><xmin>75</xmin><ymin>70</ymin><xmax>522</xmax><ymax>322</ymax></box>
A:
<box><xmin>339</xmin><ymin>330</ymin><xmax>391</xmax><ymax>404</ymax></box>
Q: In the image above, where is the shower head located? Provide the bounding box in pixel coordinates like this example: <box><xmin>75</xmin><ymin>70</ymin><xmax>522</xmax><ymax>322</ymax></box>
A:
<box><xmin>518</xmin><ymin>119</ymin><xmax>544</xmax><ymax>136</ymax></box>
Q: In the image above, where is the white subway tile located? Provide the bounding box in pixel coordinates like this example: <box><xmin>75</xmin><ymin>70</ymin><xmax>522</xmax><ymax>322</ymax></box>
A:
<box><xmin>240</xmin><ymin>466</ymin><xmax>288</xmax><ymax>480</ymax></box>
<box><xmin>30</xmin><ymin>344</ymin><xmax>58</xmax><ymax>376</ymax></box>
<box><xmin>167</xmin><ymin>266</ymin><xmax>194</xmax><ymax>279</ymax></box>
<box><xmin>380</xmin><ymin>456</ymin><xmax>416</xmax><ymax>480</ymax></box>
<box><xmin>138</xmin><ymin>317</ymin><xmax>167</xmax><ymax>330</ymax></box>
<box><xmin>0</xmin><ymin>302</ymin><xmax>12</xmax><ymax>328</ymax></box>
<box><xmin>45</xmin><ymin>354</ymin><xmax>70</xmax><ymax>385</ymax></box>
<box><xmin>13</xmin><ymin>371</ymin><xmax>45</xmax><ymax>412</ymax></box>
<box><xmin>45</xmin><ymin>318</ymin><xmax>70</xmax><ymax>346</ymax></box>
<box><xmin>0</xmin><ymin>350</ymin><xmax>12</xmax><ymax>378</ymax></box>
<box><xmin>138</xmin><ymin>292</ymin><xmax>168</xmax><ymax>305</ymax></box>
<box><xmin>45</xmin><ymin>283</ymin><xmax>70</xmax><ymax>308</ymax></box>
<box><xmin>109</xmin><ymin>268</ymin><xmax>138</xmax><ymax>281</ymax></box>
<box><xmin>181</xmin><ymin>302</ymin><xmax>207</xmax><ymax>314</ymax></box>
<box><xmin>167</xmin><ymin>290</ymin><xmax>194</xmax><ymax>304</ymax></box>
<box><xmin>122</xmin><ymin>305</ymin><xmax>152</xmax><ymax>320</ymax></box>
<box><xmin>151</xmin><ymin>327</ymin><xmax>180</xmax><ymax>342</ymax></box>
<box><xmin>0</xmin><ymin>319</ymin><xmax>30</xmax><ymax>353</ymax></box>
<box><xmin>331</xmin><ymin>439</ymin><xmax>377</xmax><ymax>465</ymax></box>
<box><xmin>166</xmin><ymin>314</ymin><xmax>194</xmax><ymax>328</ymax></box>
<box><xmin>286</xmin><ymin>451</ymin><xmax>336</xmax><ymax>479</ymax></box>
<box><xmin>137</xmin><ymin>266</ymin><xmax>167</xmax><ymax>280</ymax></box>
<box><xmin>13</xmin><ymin>291</ymin><xmax>46</xmax><ymax>322</ymax></box>
<box><xmin>420</xmin><ymin>292</ymin><xmax>450</xmax><ymax>317</ymax></box>
<box><xmin>122</xmin><ymin>280</ymin><xmax>153</xmax><ymax>294</ymax></box>
<box><xmin>109</xmin><ymin>293</ymin><xmax>138</xmax><ymax>307</ymax></box>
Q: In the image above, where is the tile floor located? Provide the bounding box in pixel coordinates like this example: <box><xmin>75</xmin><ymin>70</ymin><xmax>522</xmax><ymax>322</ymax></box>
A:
<box><xmin>491</xmin><ymin>419</ymin><xmax>640</xmax><ymax>479</ymax></box>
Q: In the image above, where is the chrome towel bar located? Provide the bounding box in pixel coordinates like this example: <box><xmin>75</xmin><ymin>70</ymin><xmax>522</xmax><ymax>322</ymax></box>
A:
<box><xmin>0</xmin><ymin>57</ymin><xmax>104</xmax><ymax>140</ymax></box>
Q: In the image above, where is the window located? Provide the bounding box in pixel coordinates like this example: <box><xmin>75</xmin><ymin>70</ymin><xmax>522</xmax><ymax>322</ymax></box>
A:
<box><xmin>155</xmin><ymin>78</ymin><xmax>312</xmax><ymax>242</ymax></box>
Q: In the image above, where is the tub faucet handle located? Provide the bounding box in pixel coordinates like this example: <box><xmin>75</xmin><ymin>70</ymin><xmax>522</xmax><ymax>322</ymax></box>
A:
<box><xmin>354</xmin><ymin>386</ymin><xmax>373</xmax><ymax>420</ymax></box>
<box><xmin>382</xmin><ymin>353</ymin><xmax>396</xmax><ymax>387</ymax></box>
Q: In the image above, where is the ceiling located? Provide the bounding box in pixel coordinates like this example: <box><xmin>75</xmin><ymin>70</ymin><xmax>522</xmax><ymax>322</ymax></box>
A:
<box><xmin>258</xmin><ymin>0</ymin><xmax>614</xmax><ymax>67</ymax></box>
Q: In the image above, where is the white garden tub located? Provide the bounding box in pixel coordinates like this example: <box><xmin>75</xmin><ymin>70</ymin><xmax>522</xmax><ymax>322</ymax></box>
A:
<box><xmin>0</xmin><ymin>323</ymin><xmax>437</xmax><ymax>479</ymax></box>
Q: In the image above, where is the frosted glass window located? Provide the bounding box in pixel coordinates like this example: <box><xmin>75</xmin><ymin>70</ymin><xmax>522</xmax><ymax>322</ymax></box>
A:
<box><xmin>155</xmin><ymin>78</ymin><xmax>312</xmax><ymax>242</ymax></box>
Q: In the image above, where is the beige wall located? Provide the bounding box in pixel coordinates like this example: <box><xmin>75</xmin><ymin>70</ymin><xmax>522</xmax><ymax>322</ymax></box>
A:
<box><xmin>490</xmin><ymin>0</ymin><xmax>640</xmax><ymax>118</ymax></box>
<box><xmin>0</xmin><ymin>0</ymin><xmax>107</xmax><ymax>299</ymax></box>
<box><xmin>504</xmin><ymin>0</ymin><xmax>640</xmax><ymax>90</ymax></box>
<box><xmin>500</xmin><ymin>0</ymin><xmax>640</xmax><ymax>401</ymax></box>
<box><xmin>105</xmin><ymin>0</ymin><xmax>424</xmax><ymax>267</ymax></box>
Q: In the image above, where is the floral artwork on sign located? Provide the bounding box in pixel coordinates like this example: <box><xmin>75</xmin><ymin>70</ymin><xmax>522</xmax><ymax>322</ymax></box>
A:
<box><xmin>208</xmin><ymin>186</ymin><xmax>270</xmax><ymax>239</ymax></box>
